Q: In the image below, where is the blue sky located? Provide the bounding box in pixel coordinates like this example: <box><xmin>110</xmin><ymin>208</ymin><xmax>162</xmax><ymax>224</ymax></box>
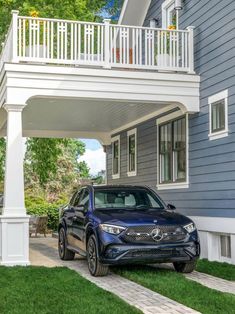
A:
<box><xmin>79</xmin><ymin>139</ymin><xmax>106</xmax><ymax>175</ymax></box>
<box><xmin>81</xmin><ymin>139</ymin><xmax>102</xmax><ymax>151</ymax></box>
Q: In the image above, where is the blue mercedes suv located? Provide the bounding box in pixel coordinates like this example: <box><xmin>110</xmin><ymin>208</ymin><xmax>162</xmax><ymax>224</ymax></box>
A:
<box><xmin>58</xmin><ymin>185</ymin><xmax>200</xmax><ymax>276</ymax></box>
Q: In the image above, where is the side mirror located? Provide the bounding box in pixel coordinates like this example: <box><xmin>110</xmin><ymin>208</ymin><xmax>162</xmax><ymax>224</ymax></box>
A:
<box><xmin>167</xmin><ymin>204</ymin><xmax>176</xmax><ymax>211</ymax></box>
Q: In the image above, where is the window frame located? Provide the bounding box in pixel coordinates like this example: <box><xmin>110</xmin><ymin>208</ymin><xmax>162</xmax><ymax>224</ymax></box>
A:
<box><xmin>219</xmin><ymin>234</ymin><xmax>232</xmax><ymax>263</ymax></box>
<box><xmin>156</xmin><ymin>111</ymin><xmax>189</xmax><ymax>190</ymax></box>
<box><xmin>111</xmin><ymin>135</ymin><xmax>120</xmax><ymax>179</ymax></box>
<box><xmin>208</xmin><ymin>90</ymin><xmax>228</xmax><ymax>141</ymax></box>
<box><xmin>162</xmin><ymin>0</ymin><xmax>178</xmax><ymax>29</ymax></box>
<box><xmin>127</xmin><ymin>128</ymin><xmax>137</xmax><ymax>177</ymax></box>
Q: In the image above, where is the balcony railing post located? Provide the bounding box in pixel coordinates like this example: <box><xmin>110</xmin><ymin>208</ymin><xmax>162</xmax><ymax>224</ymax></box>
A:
<box><xmin>103</xmin><ymin>19</ymin><xmax>111</xmax><ymax>69</ymax></box>
<box><xmin>187</xmin><ymin>26</ymin><xmax>195</xmax><ymax>74</ymax></box>
<box><xmin>12</xmin><ymin>10</ymin><xmax>19</xmax><ymax>63</ymax></box>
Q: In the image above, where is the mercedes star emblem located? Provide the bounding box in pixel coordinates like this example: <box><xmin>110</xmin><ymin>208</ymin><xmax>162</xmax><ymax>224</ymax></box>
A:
<box><xmin>151</xmin><ymin>228</ymin><xmax>163</xmax><ymax>242</ymax></box>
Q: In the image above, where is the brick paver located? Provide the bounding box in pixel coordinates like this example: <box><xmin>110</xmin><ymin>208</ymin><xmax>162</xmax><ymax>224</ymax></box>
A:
<box><xmin>185</xmin><ymin>271</ymin><xmax>235</xmax><ymax>295</ymax></box>
<box><xmin>152</xmin><ymin>263</ymin><xmax>235</xmax><ymax>295</ymax></box>
<box><xmin>30</xmin><ymin>237</ymin><xmax>200</xmax><ymax>314</ymax></box>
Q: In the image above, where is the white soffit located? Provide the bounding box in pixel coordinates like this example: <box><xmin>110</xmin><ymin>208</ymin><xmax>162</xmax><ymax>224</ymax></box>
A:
<box><xmin>118</xmin><ymin>0</ymin><xmax>151</xmax><ymax>26</ymax></box>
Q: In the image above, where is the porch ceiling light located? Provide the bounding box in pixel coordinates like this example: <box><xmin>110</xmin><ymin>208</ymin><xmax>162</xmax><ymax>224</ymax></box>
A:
<box><xmin>174</xmin><ymin>0</ymin><xmax>183</xmax><ymax>10</ymax></box>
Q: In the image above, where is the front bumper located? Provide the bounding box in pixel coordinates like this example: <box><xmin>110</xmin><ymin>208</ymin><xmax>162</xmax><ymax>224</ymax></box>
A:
<box><xmin>100</xmin><ymin>241</ymin><xmax>200</xmax><ymax>265</ymax></box>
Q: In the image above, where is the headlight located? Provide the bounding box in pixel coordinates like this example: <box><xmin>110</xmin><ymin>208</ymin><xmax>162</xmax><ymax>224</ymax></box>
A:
<box><xmin>183</xmin><ymin>222</ymin><xmax>196</xmax><ymax>233</ymax></box>
<box><xmin>100</xmin><ymin>224</ymin><xmax>126</xmax><ymax>235</ymax></box>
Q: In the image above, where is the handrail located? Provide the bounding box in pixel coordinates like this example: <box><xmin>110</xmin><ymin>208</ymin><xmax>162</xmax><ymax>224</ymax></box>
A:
<box><xmin>0</xmin><ymin>11</ymin><xmax>195</xmax><ymax>74</ymax></box>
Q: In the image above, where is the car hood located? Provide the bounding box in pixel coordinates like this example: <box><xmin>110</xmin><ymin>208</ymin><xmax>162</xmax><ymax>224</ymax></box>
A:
<box><xmin>94</xmin><ymin>208</ymin><xmax>192</xmax><ymax>227</ymax></box>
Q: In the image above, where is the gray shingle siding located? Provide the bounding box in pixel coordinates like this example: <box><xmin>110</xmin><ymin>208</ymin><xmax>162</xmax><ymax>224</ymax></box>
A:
<box><xmin>106</xmin><ymin>0</ymin><xmax>235</xmax><ymax>219</ymax></box>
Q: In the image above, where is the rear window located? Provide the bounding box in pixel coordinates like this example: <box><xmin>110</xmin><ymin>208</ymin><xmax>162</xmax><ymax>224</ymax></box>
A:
<box><xmin>94</xmin><ymin>188</ymin><xmax>164</xmax><ymax>210</ymax></box>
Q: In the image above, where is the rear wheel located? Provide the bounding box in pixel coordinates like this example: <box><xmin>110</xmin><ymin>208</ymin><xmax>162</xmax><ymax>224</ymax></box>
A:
<box><xmin>87</xmin><ymin>235</ymin><xmax>109</xmax><ymax>277</ymax></box>
<box><xmin>58</xmin><ymin>227</ymin><xmax>75</xmax><ymax>260</ymax></box>
<box><xmin>173</xmin><ymin>260</ymin><xmax>197</xmax><ymax>273</ymax></box>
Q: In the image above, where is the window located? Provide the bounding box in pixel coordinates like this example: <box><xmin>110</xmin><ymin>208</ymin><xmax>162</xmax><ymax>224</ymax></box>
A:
<box><xmin>94</xmin><ymin>188</ymin><xmax>164</xmax><ymax>210</ymax></box>
<box><xmin>112</xmin><ymin>135</ymin><xmax>120</xmax><ymax>179</ymax></box>
<box><xmin>220</xmin><ymin>235</ymin><xmax>231</xmax><ymax>260</ymax></box>
<box><xmin>209</xmin><ymin>90</ymin><xmax>228</xmax><ymax>140</ymax></box>
<box><xmin>157</xmin><ymin>112</ymin><xmax>188</xmax><ymax>190</ymax></box>
<box><xmin>80</xmin><ymin>190</ymin><xmax>90</xmax><ymax>211</ymax></box>
<box><xmin>73</xmin><ymin>190</ymin><xmax>83</xmax><ymax>207</ymax></box>
<box><xmin>127</xmin><ymin>128</ymin><xmax>137</xmax><ymax>176</ymax></box>
<box><xmin>162</xmin><ymin>0</ymin><xmax>178</xmax><ymax>29</ymax></box>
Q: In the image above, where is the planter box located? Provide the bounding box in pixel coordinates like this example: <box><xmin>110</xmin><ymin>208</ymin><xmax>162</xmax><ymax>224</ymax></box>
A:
<box><xmin>156</xmin><ymin>53</ymin><xmax>170</xmax><ymax>67</ymax></box>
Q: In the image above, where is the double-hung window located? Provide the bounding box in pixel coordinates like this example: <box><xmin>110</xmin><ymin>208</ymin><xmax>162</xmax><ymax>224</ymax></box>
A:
<box><xmin>112</xmin><ymin>135</ymin><xmax>120</xmax><ymax>179</ymax></box>
<box><xmin>209</xmin><ymin>90</ymin><xmax>228</xmax><ymax>140</ymax></box>
<box><xmin>157</xmin><ymin>113</ymin><xmax>188</xmax><ymax>189</ymax></box>
<box><xmin>127</xmin><ymin>129</ymin><xmax>137</xmax><ymax>176</ymax></box>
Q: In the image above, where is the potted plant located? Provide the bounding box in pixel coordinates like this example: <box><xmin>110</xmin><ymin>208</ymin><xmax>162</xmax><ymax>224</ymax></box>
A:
<box><xmin>156</xmin><ymin>25</ymin><xmax>176</xmax><ymax>67</ymax></box>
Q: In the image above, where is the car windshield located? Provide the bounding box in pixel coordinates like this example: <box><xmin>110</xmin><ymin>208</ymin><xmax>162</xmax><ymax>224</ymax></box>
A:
<box><xmin>94</xmin><ymin>188</ymin><xmax>165</xmax><ymax>210</ymax></box>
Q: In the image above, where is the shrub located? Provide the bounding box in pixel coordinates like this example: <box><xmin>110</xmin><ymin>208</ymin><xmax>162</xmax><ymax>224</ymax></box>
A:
<box><xmin>26</xmin><ymin>195</ymin><xmax>68</xmax><ymax>231</ymax></box>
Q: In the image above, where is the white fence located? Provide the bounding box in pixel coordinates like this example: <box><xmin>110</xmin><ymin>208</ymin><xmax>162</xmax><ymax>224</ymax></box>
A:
<box><xmin>0</xmin><ymin>11</ymin><xmax>195</xmax><ymax>73</ymax></box>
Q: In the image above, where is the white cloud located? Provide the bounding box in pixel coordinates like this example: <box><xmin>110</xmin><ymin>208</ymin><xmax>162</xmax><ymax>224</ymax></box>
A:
<box><xmin>78</xmin><ymin>148</ymin><xmax>106</xmax><ymax>176</ymax></box>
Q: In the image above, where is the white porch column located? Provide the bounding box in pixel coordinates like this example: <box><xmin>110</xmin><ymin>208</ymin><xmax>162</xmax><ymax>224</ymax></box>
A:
<box><xmin>0</xmin><ymin>104</ymin><xmax>30</xmax><ymax>266</ymax></box>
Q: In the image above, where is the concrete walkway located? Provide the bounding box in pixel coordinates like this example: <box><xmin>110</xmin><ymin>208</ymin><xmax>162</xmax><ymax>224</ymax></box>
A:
<box><xmin>30</xmin><ymin>237</ymin><xmax>200</xmax><ymax>314</ymax></box>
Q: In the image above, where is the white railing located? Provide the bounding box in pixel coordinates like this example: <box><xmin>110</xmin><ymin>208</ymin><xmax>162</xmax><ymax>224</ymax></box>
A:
<box><xmin>0</xmin><ymin>11</ymin><xmax>195</xmax><ymax>73</ymax></box>
<box><xmin>0</xmin><ymin>20</ymin><xmax>13</xmax><ymax>72</ymax></box>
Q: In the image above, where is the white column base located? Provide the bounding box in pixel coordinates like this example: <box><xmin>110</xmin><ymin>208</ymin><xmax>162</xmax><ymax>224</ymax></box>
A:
<box><xmin>0</xmin><ymin>215</ymin><xmax>30</xmax><ymax>266</ymax></box>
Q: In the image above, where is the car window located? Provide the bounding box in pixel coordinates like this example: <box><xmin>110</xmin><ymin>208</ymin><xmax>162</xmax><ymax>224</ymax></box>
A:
<box><xmin>94</xmin><ymin>189</ymin><xmax>164</xmax><ymax>210</ymax></box>
<box><xmin>73</xmin><ymin>190</ymin><xmax>83</xmax><ymax>207</ymax></box>
<box><xmin>69</xmin><ymin>192</ymin><xmax>78</xmax><ymax>206</ymax></box>
<box><xmin>79</xmin><ymin>190</ymin><xmax>90</xmax><ymax>211</ymax></box>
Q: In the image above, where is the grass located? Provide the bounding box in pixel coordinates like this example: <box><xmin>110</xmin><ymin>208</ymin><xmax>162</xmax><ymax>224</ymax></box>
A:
<box><xmin>0</xmin><ymin>266</ymin><xmax>141</xmax><ymax>314</ymax></box>
<box><xmin>196</xmin><ymin>259</ymin><xmax>235</xmax><ymax>281</ymax></box>
<box><xmin>113</xmin><ymin>265</ymin><xmax>235</xmax><ymax>314</ymax></box>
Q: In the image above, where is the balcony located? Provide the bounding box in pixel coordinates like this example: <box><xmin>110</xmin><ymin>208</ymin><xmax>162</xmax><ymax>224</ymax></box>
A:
<box><xmin>0</xmin><ymin>11</ymin><xmax>195</xmax><ymax>74</ymax></box>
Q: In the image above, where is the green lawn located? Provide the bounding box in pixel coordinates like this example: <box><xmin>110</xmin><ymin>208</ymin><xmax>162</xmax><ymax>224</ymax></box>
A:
<box><xmin>0</xmin><ymin>266</ymin><xmax>140</xmax><ymax>314</ymax></box>
<box><xmin>113</xmin><ymin>265</ymin><xmax>235</xmax><ymax>314</ymax></box>
<box><xmin>196</xmin><ymin>259</ymin><xmax>235</xmax><ymax>281</ymax></box>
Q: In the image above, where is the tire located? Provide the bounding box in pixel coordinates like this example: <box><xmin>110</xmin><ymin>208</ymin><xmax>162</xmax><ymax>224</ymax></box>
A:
<box><xmin>87</xmin><ymin>235</ymin><xmax>109</xmax><ymax>277</ymax></box>
<box><xmin>173</xmin><ymin>260</ymin><xmax>197</xmax><ymax>273</ymax></box>
<box><xmin>58</xmin><ymin>227</ymin><xmax>75</xmax><ymax>260</ymax></box>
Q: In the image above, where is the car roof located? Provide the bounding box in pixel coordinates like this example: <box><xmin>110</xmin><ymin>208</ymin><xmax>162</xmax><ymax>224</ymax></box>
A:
<box><xmin>87</xmin><ymin>185</ymin><xmax>151</xmax><ymax>190</ymax></box>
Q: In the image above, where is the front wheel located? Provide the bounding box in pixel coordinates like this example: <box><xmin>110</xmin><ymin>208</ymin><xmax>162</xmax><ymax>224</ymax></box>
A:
<box><xmin>87</xmin><ymin>235</ymin><xmax>109</xmax><ymax>277</ymax></box>
<box><xmin>173</xmin><ymin>260</ymin><xmax>197</xmax><ymax>273</ymax></box>
<box><xmin>58</xmin><ymin>227</ymin><xmax>75</xmax><ymax>260</ymax></box>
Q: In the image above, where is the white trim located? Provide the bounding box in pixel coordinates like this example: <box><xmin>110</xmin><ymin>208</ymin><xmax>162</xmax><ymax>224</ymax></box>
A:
<box><xmin>157</xmin><ymin>182</ymin><xmax>189</xmax><ymax>190</ymax></box>
<box><xmin>111</xmin><ymin>105</ymin><xmax>174</xmax><ymax>135</ymax></box>
<box><xmin>111</xmin><ymin>135</ymin><xmax>120</xmax><ymax>179</ymax></box>
<box><xmin>156</xmin><ymin>111</ymin><xmax>189</xmax><ymax>190</ymax></box>
<box><xmin>127</xmin><ymin>128</ymin><xmax>137</xmax><ymax>177</ymax></box>
<box><xmin>162</xmin><ymin>0</ymin><xmax>177</xmax><ymax>28</ymax></box>
<box><xmin>208</xmin><ymin>89</ymin><xmax>228</xmax><ymax>141</ymax></box>
<box><xmin>188</xmin><ymin>216</ymin><xmax>235</xmax><ymax>234</ymax></box>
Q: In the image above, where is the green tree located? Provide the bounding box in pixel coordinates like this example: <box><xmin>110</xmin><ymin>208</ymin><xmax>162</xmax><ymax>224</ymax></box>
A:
<box><xmin>25</xmin><ymin>138</ymin><xmax>89</xmax><ymax>188</ymax></box>
<box><xmin>0</xmin><ymin>138</ymin><xmax>6</xmax><ymax>185</ymax></box>
<box><xmin>0</xmin><ymin>0</ymin><xmax>122</xmax><ymax>44</ymax></box>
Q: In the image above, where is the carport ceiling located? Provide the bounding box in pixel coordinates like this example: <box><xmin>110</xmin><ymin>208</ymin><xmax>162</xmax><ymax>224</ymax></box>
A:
<box><xmin>23</xmin><ymin>98</ymin><xmax>167</xmax><ymax>133</ymax></box>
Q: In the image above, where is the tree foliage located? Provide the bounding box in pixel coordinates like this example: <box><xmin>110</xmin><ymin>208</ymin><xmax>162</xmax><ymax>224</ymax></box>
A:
<box><xmin>0</xmin><ymin>138</ymin><xmax>6</xmax><ymax>183</ymax></box>
<box><xmin>25</xmin><ymin>138</ymin><xmax>89</xmax><ymax>188</ymax></box>
<box><xmin>0</xmin><ymin>0</ymin><xmax>123</xmax><ymax>44</ymax></box>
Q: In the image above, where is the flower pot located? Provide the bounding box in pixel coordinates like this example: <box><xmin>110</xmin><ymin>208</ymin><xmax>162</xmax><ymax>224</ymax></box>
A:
<box><xmin>156</xmin><ymin>53</ymin><xmax>170</xmax><ymax>67</ymax></box>
<box><xmin>25</xmin><ymin>45</ymin><xmax>47</xmax><ymax>58</ymax></box>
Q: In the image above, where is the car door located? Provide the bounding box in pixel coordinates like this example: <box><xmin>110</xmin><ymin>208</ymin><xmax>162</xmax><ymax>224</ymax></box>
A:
<box><xmin>72</xmin><ymin>189</ymin><xmax>90</xmax><ymax>252</ymax></box>
<box><xmin>66</xmin><ymin>190</ymin><xmax>83</xmax><ymax>246</ymax></box>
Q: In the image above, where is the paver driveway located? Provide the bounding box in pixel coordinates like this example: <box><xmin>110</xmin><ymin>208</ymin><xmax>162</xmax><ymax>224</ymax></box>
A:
<box><xmin>30</xmin><ymin>237</ymin><xmax>200</xmax><ymax>314</ymax></box>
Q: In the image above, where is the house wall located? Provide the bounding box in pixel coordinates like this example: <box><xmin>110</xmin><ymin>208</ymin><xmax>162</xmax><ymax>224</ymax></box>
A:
<box><xmin>106</xmin><ymin>0</ymin><xmax>235</xmax><ymax>263</ymax></box>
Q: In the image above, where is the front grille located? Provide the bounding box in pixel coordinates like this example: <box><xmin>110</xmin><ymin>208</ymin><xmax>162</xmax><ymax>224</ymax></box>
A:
<box><xmin>124</xmin><ymin>248</ymin><xmax>185</xmax><ymax>259</ymax></box>
<box><xmin>121</xmin><ymin>225</ymin><xmax>186</xmax><ymax>244</ymax></box>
